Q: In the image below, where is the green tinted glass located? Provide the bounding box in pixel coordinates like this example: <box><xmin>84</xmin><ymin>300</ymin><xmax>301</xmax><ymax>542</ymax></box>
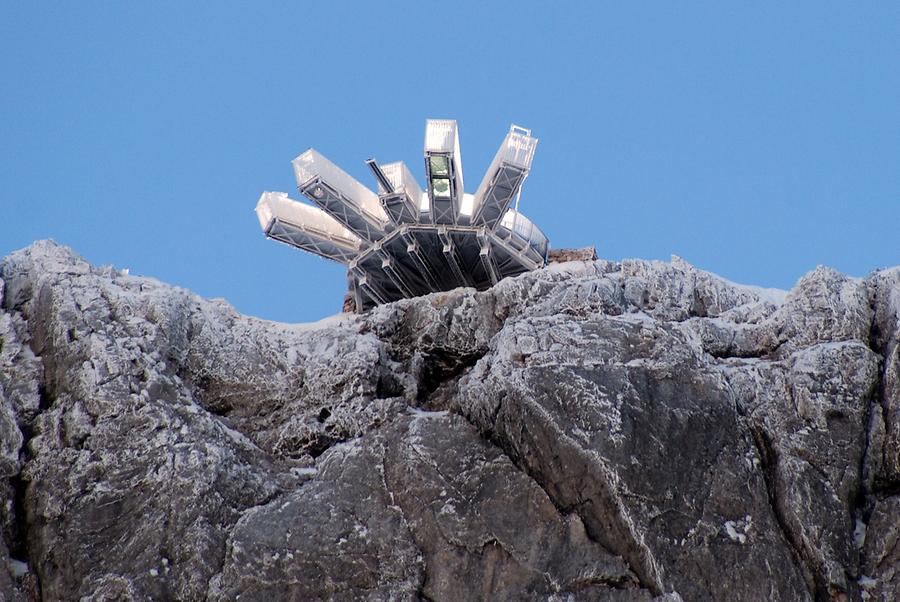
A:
<box><xmin>431</xmin><ymin>177</ymin><xmax>451</xmax><ymax>199</ymax></box>
<box><xmin>429</xmin><ymin>156</ymin><xmax>450</xmax><ymax>176</ymax></box>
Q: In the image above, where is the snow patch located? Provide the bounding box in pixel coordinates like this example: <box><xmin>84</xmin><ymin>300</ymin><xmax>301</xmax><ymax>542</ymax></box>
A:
<box><xmin>854</xmin><ymin>518</ymin><xmax>867</xmax><ymax>549</ymax></box>
<box><xmin>859</xmin><ymin>575</ymin><xmax>877</xmax><ymax>600</ymax></box>
<box><xmin>723</xmin><ymin>515</ymin><xmax>753</xmax><ymax>544</ymax></box>
<box><xmin>354</xmin><ymin>524</ymin><xmax>369</xmax><ymax>538</ymax></box>
<box><xmin>407</xmin><ymin>407</ymin><xmax>449</xmax><ymax>419</ymax></box>
<box><xmin>215</xmin><ymin>419</ymin><xmax>259</xmax><ymax>450</ymax></box>
<box><xmin>8</xmin><ymin>558</ymin><xmax>28</xmax><ymax>578</ymax></box>
<box><xmin>281</xmin><ymin>312</ymin><xmax>355</xmax><ymax>333</ymax></box>
<box><xmin>712</xmin><ymin>273</ymin><xmax>788</xmax><ymax>306</ymax></box>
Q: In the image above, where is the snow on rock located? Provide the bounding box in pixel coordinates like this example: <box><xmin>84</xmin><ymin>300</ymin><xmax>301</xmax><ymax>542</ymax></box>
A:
<box><xmin>0</xmin><ymin>239</ymin><xmax>899</xmax><ymax>601</ymax></box>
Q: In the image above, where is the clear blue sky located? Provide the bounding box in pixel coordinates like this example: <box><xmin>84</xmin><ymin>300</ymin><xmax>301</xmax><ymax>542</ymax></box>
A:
<box><xmin>2</xmin><ymin>3</ymin><xmax>898</xmax><ymax>322</ymax></box>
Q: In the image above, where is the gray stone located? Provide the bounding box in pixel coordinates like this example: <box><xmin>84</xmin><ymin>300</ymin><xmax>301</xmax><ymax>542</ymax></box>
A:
<box><xmin>868</xmin><ymin>268</ymin><xmax>900</xmax><ymax>483</ymax></box>
<box><xmin>861</xmin><ymin>495</ymin><xmax>900</xmax><ymax>601</ymax></box>
<box><xmin>548</xmin><ymin>246</ymin><xmax>598</xmax><ymax>263</ymax></box>
<box><xmin>0</xmin><ymin>239</ymin><xmax>898</xmax><ymax>601</ymax></box>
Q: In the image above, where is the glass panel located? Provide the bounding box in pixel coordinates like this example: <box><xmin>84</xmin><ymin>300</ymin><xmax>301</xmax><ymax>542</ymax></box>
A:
<box><xmin>432</xmin><ymin>177</ymin><xmax>451</xmax><ymax>199</ymax></box>
<box><xmin>429</xmin><ymin>156</ymin><xmax>450</xmax><ymax>176</ymax></box>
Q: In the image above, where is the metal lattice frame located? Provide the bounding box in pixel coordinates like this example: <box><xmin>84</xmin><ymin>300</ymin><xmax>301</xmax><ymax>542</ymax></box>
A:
<box><xmin>471</xmin><ymin>165</ymin><xmax>527</xmax><ymax>229</ymax></box>
<box><xmin>256</xmin><ymin>120</ymin><xmax>549</xmax><ymax>311</ymax></box>
<box><xmin>299</xmin><ymin>179</ymin><xmax>388</xmax><ymax>243</ymax></box>
<box><xmin>266</xmin><ymin>220</ymin><xmax>359</xmax><ymax>263</ymax></box>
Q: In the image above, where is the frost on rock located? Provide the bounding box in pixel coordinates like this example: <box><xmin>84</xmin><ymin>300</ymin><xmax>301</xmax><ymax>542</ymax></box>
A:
<box><xmin>0</xmin><ymin>239</ymin><xmax>899</xmax><ymax>601</ymax></box>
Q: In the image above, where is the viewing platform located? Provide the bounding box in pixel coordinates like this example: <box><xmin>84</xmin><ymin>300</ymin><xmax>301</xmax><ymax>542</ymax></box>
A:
<box><xmin>255</xmin><ymin>120</ymin><xmax>550</xmax><ymax>311</ymax></box>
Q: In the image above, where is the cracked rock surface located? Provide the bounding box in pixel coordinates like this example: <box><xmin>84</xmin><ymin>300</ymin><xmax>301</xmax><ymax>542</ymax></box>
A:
<box><xmin>0</xmin><ymin>240</ymin><xmax>898</xmax><ymax>601</ymax></box>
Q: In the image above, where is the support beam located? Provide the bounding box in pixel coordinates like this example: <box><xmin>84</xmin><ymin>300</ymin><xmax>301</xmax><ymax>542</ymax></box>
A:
<box><xmin>365</xmin><ymin>158</ymin><xmax>395</xmax><ymax>194</ymax></box>
<box><xmin>380</xmin><ymin>254</ymin><xmax>416</xmax><ymax>298</ymax></box>
<box><xmin>477</xmin><ymin>231</ymin><xmax>501</xmax><ymax>285</ymax></box>
<box><xmin>438</xmin><ymin>227</ymin><xmax>470</xmax><ymax>288</ymax></box>
<box><xmin>354</xmin><ymin>269</ymin><xmax>390</xmax><ymax>306</ymax></box>
<box><xmin>402</xmin><ymin>231</ymin><xmax>441</xmax><ymax>291</ymax></box>
<box><xmin>347</xmin><ymin>273</ymin><xmax>364</xmax><ymax>313</ymax></box>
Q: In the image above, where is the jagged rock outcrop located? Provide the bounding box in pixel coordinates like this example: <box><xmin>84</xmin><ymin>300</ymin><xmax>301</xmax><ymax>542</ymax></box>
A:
<box><xmin>0</xmin><ymin>240</ymin><xmax>898</xmax><ymax>601</ymax></box>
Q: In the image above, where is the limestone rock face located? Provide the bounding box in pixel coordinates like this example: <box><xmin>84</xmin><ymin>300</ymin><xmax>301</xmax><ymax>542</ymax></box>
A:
<box><xmin>1</xmin><ymin>240</ymin><xmax>898</xmax><ymax>601</ymax></box>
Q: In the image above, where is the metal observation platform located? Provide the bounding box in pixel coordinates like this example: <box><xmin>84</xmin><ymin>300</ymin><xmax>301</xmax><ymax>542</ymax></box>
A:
<box><xmin>255</xmin><ymin>120</ymin><xmax>549</xmax><ymax>311</ymax></box>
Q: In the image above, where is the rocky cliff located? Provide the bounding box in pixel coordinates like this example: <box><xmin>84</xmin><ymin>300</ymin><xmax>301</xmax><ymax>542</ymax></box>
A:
<box><xmin>0</xmin><ymin>240</ymin><xmax>898</xmax><ymax>601</ymax></box>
